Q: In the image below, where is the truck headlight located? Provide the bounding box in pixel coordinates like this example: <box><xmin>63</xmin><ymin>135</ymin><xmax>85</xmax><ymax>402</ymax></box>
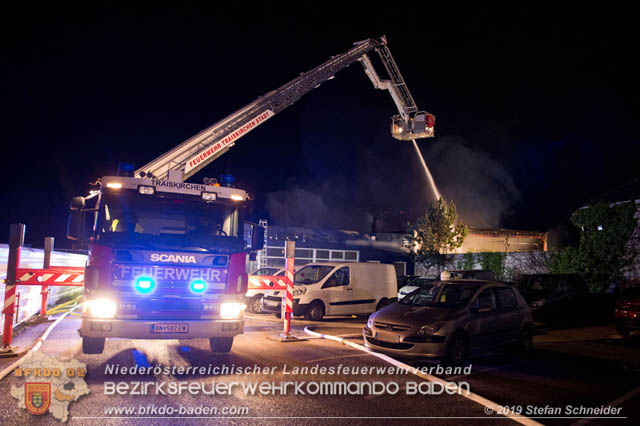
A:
<box><xmin>220</xmin><ymin>302</ymin><xmax>245</xmax><ymax>319</ymax></box>
<box><xmin>293</xmin><ymin>286</ymin><xmax>307</xmax><ymax>296</ymax></box>
<box><xmin>416</xmin><ymin>321</ymin><xmax>444</xmax><ymax>336</ymax></box>
<box><xmin>84</xmin><ymin>298</ymin><xmax>117</xmax><ymax>319</ymax></box>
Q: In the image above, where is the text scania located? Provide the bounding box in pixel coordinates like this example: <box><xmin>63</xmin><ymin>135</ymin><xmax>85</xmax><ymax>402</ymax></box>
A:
<box><xmin>104</xmin><ymin>381</ymin><xmax>470</xmax><ymax>396</ymax></box>
<box><xmin>150</xmin><ymin>254</ymin><xmax>197</xmax><ymax>264</ymax></box>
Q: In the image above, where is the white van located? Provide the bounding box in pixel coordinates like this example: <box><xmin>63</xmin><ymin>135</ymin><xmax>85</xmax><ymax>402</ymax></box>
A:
<box><xmin>262</xmin><ymin>262</ymin><xmax>397</xmax><ymax>320</ymax></box>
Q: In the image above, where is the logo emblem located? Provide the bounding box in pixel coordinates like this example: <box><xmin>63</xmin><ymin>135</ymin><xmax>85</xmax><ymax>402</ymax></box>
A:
<box><xmin>150</xmin><ymin>253</ymin><xmax>197</xmax><ymax>264</ymax></box>
<box><xmin>25</xmin><ymin>383</ymin><xmax>51</xmax><ymax>415</ymax></box>
<box><xmin>386</xmin><ymin>324</ymin><xmax>393</xmax><ymax>331</ymax></box>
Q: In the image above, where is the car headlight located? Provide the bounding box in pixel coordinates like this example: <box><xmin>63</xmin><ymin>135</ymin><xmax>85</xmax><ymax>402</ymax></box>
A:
<box><xmin>416</xmin><ymin>321</ymin><xmax>444</xmax><ymax>336</ymax></box>
<box><xmin>293</xmin><ymin>286</ymin><xmax>307</xmax><ymax>296</ymax></box>
<box><xmin>84</xmin><ymin>298</ymin><xmax>117</xmax><ymax>319</ymax></box>
<box><xmin>367</xmin><ymin>316</ymin><xmax>374</xmax><ymax>329</ymax></box>
<box><xmin>220</xmin><ymin>302</ymin><xmax>245</xmax><ymax>319</ymax></box>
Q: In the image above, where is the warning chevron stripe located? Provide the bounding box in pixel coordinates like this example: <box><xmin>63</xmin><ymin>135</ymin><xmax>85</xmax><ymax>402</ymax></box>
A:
<box><xmin>15</xmin><ymin>268</ymin><xmax>84</xmax><ymax>286</ymax></box>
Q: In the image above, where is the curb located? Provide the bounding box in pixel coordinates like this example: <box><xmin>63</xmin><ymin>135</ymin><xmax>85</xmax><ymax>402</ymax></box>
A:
<box><xmin>0</xmin><ymin>305</ymin><xmax>79</xmax><ymax>381</ymax></box>
<box><xmin>304</xmin><ymin>325</ymin><xmax>543</xmax><ymax>426</ymax></box>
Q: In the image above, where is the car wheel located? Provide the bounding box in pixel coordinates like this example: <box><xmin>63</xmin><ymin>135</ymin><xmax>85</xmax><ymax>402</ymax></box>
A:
<box><xmin>248</xmin><ymin>295</ymin><xmax>263</xmax><ymax>314</ymax></box>
<box><xmin>517</xmin><ymin>325</ymin><xmax>534</xmax><ymax>352</ymax></box>
<box><xmin>305</xmin><ymin>301</ymin><xmax>324</xmax><ymax>321</ymax></box>
<box><xmin>617</xmin><ymin>326</ymin><xmax>631</xmax><ymax>337</ymax></box>
<box><xmin>445</xmin><ymin>333</ymin><xmax>468</xmax><ymax>366</ymax></box>
<box><xmin>82</xmin><ymin>337</ymin><xmax>105</xmax><ymax>354</ymax></box>
<box><xmin>210</xmin><ymin>337</ymin><xmax>234</xmax><ymax>353</ymax></box>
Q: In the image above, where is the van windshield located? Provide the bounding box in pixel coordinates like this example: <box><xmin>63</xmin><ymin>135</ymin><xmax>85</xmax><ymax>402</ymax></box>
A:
<box><xmin>294</xmin><ymin>265</ymin><xmax>334</xmax><ymax>285</ymax></box>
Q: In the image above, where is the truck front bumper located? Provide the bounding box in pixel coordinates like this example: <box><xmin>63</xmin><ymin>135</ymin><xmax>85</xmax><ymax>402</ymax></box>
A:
<box><xmin>79</xmin><ymin>318</ymin><xmax>244</xmax><ymax>339</ymax></box>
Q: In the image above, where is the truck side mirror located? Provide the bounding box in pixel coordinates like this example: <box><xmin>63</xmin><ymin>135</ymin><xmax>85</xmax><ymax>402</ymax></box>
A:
<box><xmin>70</xmin><ymin>196</ymin><xmax>85</xmax><ymax>211</ymax></box>
<box><xmin>250</xmin><ymin>224</ymin><xmax>265</xmax><ymax>251</ymax></box>
<box><xmin>67</xmin><ymin>210</ymin><xmax>89</xmax><ymax>241</ymax></box>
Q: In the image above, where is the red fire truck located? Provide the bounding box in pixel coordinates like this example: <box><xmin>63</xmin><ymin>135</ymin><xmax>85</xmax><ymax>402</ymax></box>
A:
<box><xmin>67</xmin><ymin>36</ymin><xmax>434</xmax><ymax>354</ymax></box>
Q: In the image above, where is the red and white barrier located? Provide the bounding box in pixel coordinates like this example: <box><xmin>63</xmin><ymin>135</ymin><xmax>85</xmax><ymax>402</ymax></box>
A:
<box><xmin>2</xmin><ymin>224</ymin><xmax>86</xmax><ymax>354</ymax></box>
<box><xmin>282</xmin><ymin>241</ymin><xmax>295</xmax><ymax>337</ymax></box>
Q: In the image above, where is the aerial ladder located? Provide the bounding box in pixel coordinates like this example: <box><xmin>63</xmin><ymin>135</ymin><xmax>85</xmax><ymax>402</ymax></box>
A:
<box><xmin>135</xmin><ymin>35</ymin><xmax>435</xmax><ymax>182</ymax></box>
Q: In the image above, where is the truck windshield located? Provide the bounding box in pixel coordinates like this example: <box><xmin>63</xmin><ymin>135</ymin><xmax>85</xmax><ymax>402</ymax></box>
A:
<box><xmin>294</xmin><ymin>265</ymin><xmax>334</xmax><ymax>285</ymax></box>
<box><xmin>96</xmin><ymin>193</ymin><xmax>242</xmax><ymax>252</ymax></box>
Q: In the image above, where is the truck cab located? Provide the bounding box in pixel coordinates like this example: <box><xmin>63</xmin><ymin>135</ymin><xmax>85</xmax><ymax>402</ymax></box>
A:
<box><xmin>67</xmin><ymin>170</ymin><xmax>263</xmax><ymax>354</ymax></box>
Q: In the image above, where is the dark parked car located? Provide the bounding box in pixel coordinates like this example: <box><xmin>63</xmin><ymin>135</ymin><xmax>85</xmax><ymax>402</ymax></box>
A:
<box><xmin>364</xmin><ymin>280</ymin><xmax>534</xmax><ymax>365</ymax></box>
<box><xmin>515</xmin><ymin>274</ymin><xmax>590</xmax><ymax>324</ymax></box>
<box><xmin>441</xmin><ymin>270</ymin><xmax>497</xmax><ymax>281</ymax></box>
<box><xmin>615</xmin><ymin>285</ymin><xmax>640</xmax><ymax>336</ymax></box>
<box><xmin>398</xmin><ymin>277</ymin><xmax>437</xmax><ymax>299</ymax></box>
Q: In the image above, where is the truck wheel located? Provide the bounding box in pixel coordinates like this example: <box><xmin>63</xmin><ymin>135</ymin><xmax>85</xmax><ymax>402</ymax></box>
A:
<box><xmin>248</xmin><ymin>295</ymin><xmax>263</xmax><ymax>314</ymax></box>
<box><xmin>82</xmin><ymin>337</ymin><xmax>105</xmax><ymax>354</ymax></box>
<box><xmin>305</xmin><ymin>301</ymin><xmax>324</xmax><ymax>321</ymax></box>
<box><xmin>210</xmin><ymin>337</ymin><xmax>234</xmax><ymax>353</ymax></box>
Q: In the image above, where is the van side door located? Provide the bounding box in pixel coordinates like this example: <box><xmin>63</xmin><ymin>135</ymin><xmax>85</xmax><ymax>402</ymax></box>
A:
<box><xmin>322</xmin><ymin>267</ymin><xmax>353</xmax><ymax>315</ymax></box>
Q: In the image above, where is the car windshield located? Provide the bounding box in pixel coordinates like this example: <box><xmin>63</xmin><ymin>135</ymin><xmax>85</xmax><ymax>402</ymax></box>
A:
<box><xmin>400</xmin><ymin>283</ymin><xmax>476</xmax><ymax>307</ymax></box>
<box><xmin>517</xmin><ymin>276</ymin><xmax>556</xmax><ymax>296</ymax></box>
<box><xmin>294</xmin><ymin>265</ymin><xmax>334</xmax><ymax>285</ymax></box>
<box><xmin>96</xmin><ymin>192</ymin><xmax>242</xmax><ymax>252</ymax></box>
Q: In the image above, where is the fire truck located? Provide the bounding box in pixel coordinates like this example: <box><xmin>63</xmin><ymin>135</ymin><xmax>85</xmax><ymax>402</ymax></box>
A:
<box><xmin>67</xmin><ymin>36</ymin><xmax>434</xmax><ymax>354</ymax></box>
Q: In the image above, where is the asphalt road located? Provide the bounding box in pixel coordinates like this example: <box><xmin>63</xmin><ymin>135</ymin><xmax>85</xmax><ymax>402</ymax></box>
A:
<box><xmin>0</xmin><ymin>312</ymin><xmax>638</xmax><ymax>426</ymax></box>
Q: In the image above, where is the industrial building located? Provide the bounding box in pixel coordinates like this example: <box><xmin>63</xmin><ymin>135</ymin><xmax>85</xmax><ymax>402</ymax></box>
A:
<box><xmin>249</xmin><ymin>221</ymin><xmax>547</xmax><ymax>276</ymax></box>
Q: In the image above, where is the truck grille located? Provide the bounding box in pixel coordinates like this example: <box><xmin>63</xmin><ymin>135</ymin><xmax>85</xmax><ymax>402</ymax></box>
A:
<box><xmin>118</xmin><ymin>298</ymin><xmax>217</xmax><ymax>320</ymax></box>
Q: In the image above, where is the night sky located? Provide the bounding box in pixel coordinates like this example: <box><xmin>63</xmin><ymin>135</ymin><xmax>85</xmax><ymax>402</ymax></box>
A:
<box><xmin>2</xmin><ymin>4</ymin><xmax>638</xmax><ymax>247</ymax></box>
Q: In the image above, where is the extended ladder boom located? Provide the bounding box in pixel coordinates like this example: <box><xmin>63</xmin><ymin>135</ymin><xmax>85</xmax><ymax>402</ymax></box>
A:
<box><xmin>136</xmin><ymin>36</ymin><xmax>433</xmax><ymax>181</ymax></box>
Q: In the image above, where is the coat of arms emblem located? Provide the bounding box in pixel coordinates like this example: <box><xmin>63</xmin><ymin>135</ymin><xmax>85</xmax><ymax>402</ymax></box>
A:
<box><xmin>25</xmin><ymin>382</ymin><xmax>51</xmax><ymax>415</ymax></box>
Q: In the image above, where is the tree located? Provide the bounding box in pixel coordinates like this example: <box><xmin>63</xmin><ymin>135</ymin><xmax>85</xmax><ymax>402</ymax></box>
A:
<box><xmin>408</xmin><ymin>198</ymin><xmax>469</xmax><ymax>274</ymax></box>
<box><xmin>479</xmin><ymin>252</ymin><xmax>507</xmax><ymax>281</ymax></box>
<box><xmin>457</xmin><ymin>252</ymin><xmax>476</xmax><ymax>270</ymax></box>
<box><xmin>569</xmin><ymin>201</ymin><xmax>638</xmax><ymax>293</ymax></box>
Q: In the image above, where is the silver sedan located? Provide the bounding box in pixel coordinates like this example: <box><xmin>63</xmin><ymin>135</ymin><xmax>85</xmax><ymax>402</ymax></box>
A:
<box><xmin>363</xmin><ymin>280</ymin><xmax>534</xmax><ymax>365</ymax></box>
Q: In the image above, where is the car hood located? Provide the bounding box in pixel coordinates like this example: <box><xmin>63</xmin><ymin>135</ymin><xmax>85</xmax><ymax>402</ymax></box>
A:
<box><xmin>373</xmin><ymin>302</ymin><xmax>458</xmax><ymax>326</ymax></box>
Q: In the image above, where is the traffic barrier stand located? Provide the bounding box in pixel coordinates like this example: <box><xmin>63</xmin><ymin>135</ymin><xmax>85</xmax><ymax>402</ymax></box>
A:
<box><xmin>267</xmin><ymin>241</ymin><xmax>306</xmax><ymax>343</ymax></box>
<box><xmin>1</xmin><ymin>224</ymin><xmax>84</xmax><ymax>357</ymax></box>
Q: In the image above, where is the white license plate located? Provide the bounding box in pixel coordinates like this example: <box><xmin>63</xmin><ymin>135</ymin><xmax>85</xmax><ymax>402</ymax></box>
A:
<box><xmin>376</xmin><ymin>331</ymin><xmax>399</xmax><ymax>343</ymax></box>
<box><xmin>150</xmin><ymin>323</ymin><xmax>189</xmax><ymax>333</ymax></box>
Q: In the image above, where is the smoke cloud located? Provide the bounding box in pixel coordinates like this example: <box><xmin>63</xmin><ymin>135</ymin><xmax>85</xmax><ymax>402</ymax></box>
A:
<box><xmin>424</xmin><ymin>136</ymin><xmax>520</xmax><ymax>227</ymax></box>
<box><xmin>264</xmin><ymin>135</ymin><xmax>520</xmax><ymax>231</ymax></box>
